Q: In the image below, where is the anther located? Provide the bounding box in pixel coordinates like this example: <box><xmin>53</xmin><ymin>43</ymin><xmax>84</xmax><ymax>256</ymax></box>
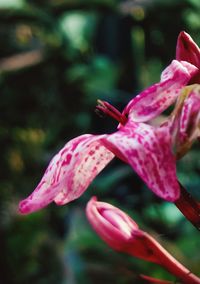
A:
<box><xmin>96</xmin><ymin>100</ymin><xmax>127</xmax><ymax>125</ymax></box>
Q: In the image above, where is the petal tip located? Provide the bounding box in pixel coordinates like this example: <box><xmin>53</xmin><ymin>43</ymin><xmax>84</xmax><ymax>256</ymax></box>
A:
<box><xmin>18</xmin><ymin>200</ymin><xmax>31</xmax><ymax>215</ymax></box>
<box><xmin>178</xmin><ymin>30</ymin><xmax>189</xmax><ymax>39</ymax></box>
<box><xmin>164</xmin><ymin>188</ymin><xmax>180</xmax><ymax>203</ymax></box>
<box><xmin>90</xmin><ymin>196</ymin><xmax>98</xmax><ymax>202</ymax></box>
<box><xmin>19</xmin><ymin>198</ymin><xmax>42</xmax><ymax>215</ymax></box>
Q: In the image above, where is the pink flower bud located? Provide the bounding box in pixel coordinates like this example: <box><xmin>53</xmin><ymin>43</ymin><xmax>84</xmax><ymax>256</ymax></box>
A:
<box><xmin>86</xmin><ymin>197</ymin><xmax>163</xmax><ymax>263</ymax></box>
<box><xmin>176</xmin><ymin>31</ymin><xmax>200</xmax><ymax>69</ymax></box>
<box><xmin>86</xmin><ymin>198</ymin><xmax>200</xmax><ymax>284</ymax></box>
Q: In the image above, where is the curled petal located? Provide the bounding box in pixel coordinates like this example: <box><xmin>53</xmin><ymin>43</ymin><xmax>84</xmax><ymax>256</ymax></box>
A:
<box><xmin>170</xmin><ymin>84</ymin><xmax>200</xmax><ymax>158</ymax></box>
<box><xmin>103</xmin><ymin>119</ymin><xmax>180</xmax><ymax>201</ymax></box>
<box><xmin>176</xmin><ymin>31</ymin><xmax>200</xmax><ymax>69</ymax></box>
<box><xmin>19</xmin><ymin>135</ymin><xmax>114</xmax><ymax>214</ymax></box>
<box><xmin>123</xmin><ymin>60</ymin><xmax>198</xmax><ymax>122</ymax></box>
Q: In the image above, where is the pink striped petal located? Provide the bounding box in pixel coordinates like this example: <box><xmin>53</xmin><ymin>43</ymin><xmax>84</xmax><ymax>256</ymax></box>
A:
<box><xmin>170</xmin><ymin>85</ymin><xmax>200</xmax><ymax>158</ymax></box>
<box><xmin>123</xmin><ymin>60</ymin><xmax>198</xmax><ymax>122</ymax></box>
<box><xmin>176</xmin><ymin>31</ymin><xmax>200</xmax><ymax>68</ymax></box>
<box><xmin>103</xmin><ymin>119</ymin><xmax>180</xmax><ymax>201</ymax></box>
<box><xmin>19</xmin><ymin>134</ymin><xmax>114</xmax><ymax>214</ymax></box>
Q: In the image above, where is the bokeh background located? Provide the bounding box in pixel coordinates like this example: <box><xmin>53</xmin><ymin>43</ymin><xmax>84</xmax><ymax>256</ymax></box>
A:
<box><xmin>1</xmin><ymin>0</ymin><xmax>200</xmax><ymax>283</ymax></box>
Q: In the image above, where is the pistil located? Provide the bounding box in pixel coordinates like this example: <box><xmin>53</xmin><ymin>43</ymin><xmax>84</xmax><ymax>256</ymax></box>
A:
<box><xmin>96</xmin><ymin>100</ymin><xmax>127</xmax><ymax>125</ymax></box>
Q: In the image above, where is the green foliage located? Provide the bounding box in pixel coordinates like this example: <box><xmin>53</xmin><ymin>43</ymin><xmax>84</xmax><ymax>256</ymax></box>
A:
<box><xmin>0</xmin><ymin>0</ymin><xmax>200</xmax><ymax>283</ymax></box>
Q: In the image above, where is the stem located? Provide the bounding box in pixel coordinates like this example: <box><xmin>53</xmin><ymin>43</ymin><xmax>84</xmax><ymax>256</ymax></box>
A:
<box><xmin>157</xmin><ymin>243</ymin><xmax>200</xmax><ymax>284</ymax></box>
<box><xmin>143</xmin><ymin>233</ymin><xmax>200</xmax><ymax>284</ymax></box>
<box><xmin>140</xmin><ymin>274</ymin><xmax>173</xmax><ymax>283</ymax></box>
<box><xmin>174</xmin><ymin>182</ymin><xmax>200</xmax><ymax>231</ymax></box>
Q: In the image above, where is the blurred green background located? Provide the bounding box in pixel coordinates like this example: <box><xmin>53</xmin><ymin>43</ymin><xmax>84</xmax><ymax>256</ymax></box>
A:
<box><xmin>0</xmin><ymin>0</ymin><xmax>200</xmax><ymax>283</ymax></box>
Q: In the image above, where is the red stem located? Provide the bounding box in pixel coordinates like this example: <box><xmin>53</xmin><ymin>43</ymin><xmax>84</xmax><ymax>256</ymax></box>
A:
<box><xmin>175</xmin><ymin>182</ymin><xmax>200</xmax><ymax>231</ymax></box>
<box><xmin>143</xmin><ymin>233</ymin><xmax>200</xmax><ymax>284</ymax></box>
<box><xmin>158</xmin><ymin>245</ymin><xmax>200</xmax><ymax>283</ymax></box>
<box><xmin>140</xmin><ymin>274</ymin><xmax>173</xmax><ymax>283</ymax></box>
<box><xmin>159</xmin><ymin>250</ymin><xmax>200</xmax><ymax>283</ymax></box>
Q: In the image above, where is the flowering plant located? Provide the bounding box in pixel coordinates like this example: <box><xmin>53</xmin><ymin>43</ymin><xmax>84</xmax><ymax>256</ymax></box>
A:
<box><xmin>19</xmin><ymin>58</ymin><xmax>197</xmax><ymax>213</ymax></box>
<box><xmin>19</xmin><ymin>31</ymin><xmax>200</xmax><ymax>282</ymax></box>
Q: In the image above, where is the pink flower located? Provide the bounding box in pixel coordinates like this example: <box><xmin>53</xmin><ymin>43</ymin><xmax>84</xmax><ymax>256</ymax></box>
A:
<box><xmin>19</xmin><ymin>59</ymin><xmax>197</xmax><ymax>214</ymax></box>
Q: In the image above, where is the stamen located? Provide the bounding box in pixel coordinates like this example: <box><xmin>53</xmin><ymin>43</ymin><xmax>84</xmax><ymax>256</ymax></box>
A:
<box><xmin>96</xmin><ymin>100</ymin><xmax>127</xmax><ymax>125</ymax></box>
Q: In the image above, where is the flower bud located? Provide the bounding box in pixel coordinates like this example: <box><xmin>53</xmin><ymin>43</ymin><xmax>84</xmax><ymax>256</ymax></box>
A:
<box><xmin>86</xmin><ymin>197</ymin><xmax>164</xmax><ymax>264</ymax></box>
<box><xmin>176</xmin><ymin>31</ymin><xmax>200</xmax><ymax>69</ymax></box>
<box><xmin>86</xmin><ymin>198</ymin><xmax>200</xmax><ymax>283</ymax></box>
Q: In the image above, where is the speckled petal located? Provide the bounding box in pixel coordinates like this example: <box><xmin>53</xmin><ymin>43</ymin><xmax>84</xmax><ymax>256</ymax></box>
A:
<box><xmin>103</xmin><ymin>119</ymin><xmax>180</xmax><ymax>201</ymax></box>
<box><xmin>176</xmin><ymin>31</ymin><xmax>200</xmax><ymax>68</ymax></box>
<box><xmin>123</xmin><ymin>60</ymin><xmax>198</xmax><ymax>122</ymax></box>
<box><xmin>19</xmin><ymin>134</ymin><xmax>114</xmax><ymax>214</ymax></box>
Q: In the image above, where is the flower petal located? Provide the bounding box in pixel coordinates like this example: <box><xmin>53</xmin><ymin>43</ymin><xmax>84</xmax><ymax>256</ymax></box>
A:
<box><xmin>179</xmin><ymin>87</ymin><xmax>200</xmax><ymax>141</ymax></box>
<box><xmin>170</xmin><ymin>84</ymin><xmax>200</xmax><ymax>158</ymax></box>
<box><xmin>19</xmin><ymin>134</ymin><xmax>114</xmax><ymax>214</ymax></box>
<box><xmin>176</xmin><ymin>31</ymin><xmax>200</xmax><ymax>69</ymax></box>
<box><xmin>103</xmin><ymin>120</ymin><xmax>180</xmax><ymax>201</ymax></box>
<box><xmin>123</xmin><ymin>60</ymin><xmax>198</xmax><ymax>122</ymax></box>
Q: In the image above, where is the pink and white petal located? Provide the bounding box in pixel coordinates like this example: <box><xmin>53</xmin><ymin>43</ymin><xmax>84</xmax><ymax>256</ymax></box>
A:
<box><xmin>103</xmin><ymin>120</ymin><xmax>180</xmax><ymax>201</ymax></box>
<box><xmin>123</xmin><ymin>60</ymin><xmax>198</xmax><ymax>123</ymax></box>
<box><xmin>19</xmin><ymin>134</ymin><xmax>114</xmax><ymax>214</ymax></box>
<box><xmin>176</xmin><ymin>31</ymin><xmax>200</xmax><ymax>68</ymax></box>
<box><xmin>161</xmin><ymin>60</ymin><xmax>198</xmax><ymax>83</ymax></box>
<box><xmin>54</xmin><ymin>135</ymin><xmax>114</xmax><ymax>205</ymax></box>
